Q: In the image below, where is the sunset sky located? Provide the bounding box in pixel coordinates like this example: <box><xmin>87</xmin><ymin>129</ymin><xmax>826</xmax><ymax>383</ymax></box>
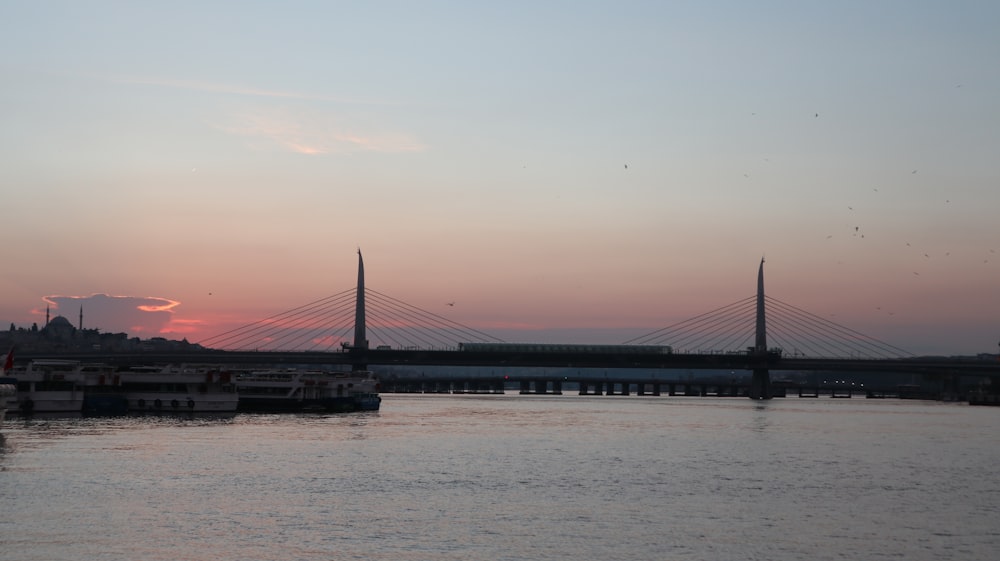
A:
<box><xmin>2</xmin><ymin>1</ymin><xmax>998</xmax><ymax>356</ymax></box>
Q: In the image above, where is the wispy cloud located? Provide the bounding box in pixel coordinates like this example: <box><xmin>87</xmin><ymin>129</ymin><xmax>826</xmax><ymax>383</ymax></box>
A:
<box><xmin>107</xmin><ymin>73</ymin><xmax>425</xmax><ymax>154</ymax></box>
<box><xmin>217</xmin><ymin>107</ymin><xmax>426</xmax><ymax>155</ymax></box>
<box><xmin>113</xmin><ymin>75</ymin><xmax>391</xmax><ymax>105</ymax></box>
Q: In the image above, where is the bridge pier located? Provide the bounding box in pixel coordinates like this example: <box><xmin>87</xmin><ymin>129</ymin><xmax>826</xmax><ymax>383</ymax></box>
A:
<box><xmin>798</xmin><ymin>387</ymin><xmax>819</xmax><ymax>398</ymax></box>
<box><xmin>831</xmin><ymin>387</ymin><xmax>853</xmax><ymax>398</ymax></box>
<box><xmin>749</xmin><ymin>368</ymin><xmax>772</xmax><ymax>400</ymax></box>
<box><xmin>603</xmin><ymin>382</ymin><xmax>630</xmax><ymax>396</ymax></box>
<box><xmin>519</xmin><ymin>379</ymin><xmax>562</xmax><ymax>395</ymax></box>
<box><xmin>452</xmin><ymin>379</ymin><xmax>505</xmax><ymax>394</ymax></box>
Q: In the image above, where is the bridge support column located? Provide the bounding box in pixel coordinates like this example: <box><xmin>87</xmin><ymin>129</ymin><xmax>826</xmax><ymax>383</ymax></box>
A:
<box><xmin>749</xmin><ymin>259</ymin><xmax>773</xmax><ymax>400</ymax></box>
<box><xmin>750</xmin><ymin>368</ymin><xmax>771</xmax><ymax>400</ymax></box>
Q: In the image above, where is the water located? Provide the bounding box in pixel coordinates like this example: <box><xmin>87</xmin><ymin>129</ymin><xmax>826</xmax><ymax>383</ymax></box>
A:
<box><xmin>1</xmin><ymin>395</ymin><xmax>998</xmax><ymax>561</ymax></box>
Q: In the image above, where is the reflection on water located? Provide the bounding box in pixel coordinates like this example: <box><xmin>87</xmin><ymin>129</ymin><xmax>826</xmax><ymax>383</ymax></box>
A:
<box><xmin>1</xmin><ymin>395</ymin><xmax>998</xmax><ymax>561</ymax></box>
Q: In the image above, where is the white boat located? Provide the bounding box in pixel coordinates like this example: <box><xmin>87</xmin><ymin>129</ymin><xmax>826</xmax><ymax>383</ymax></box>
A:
<box><xmin>6</xmin><ymin>359</ymin><xmax>87</xmax><ymax>416</ymax></box>
<box><xmin>116</xmin><ymin>365</ymin><xmax>239</xmax><ymax>415</ymax></box>
<box><xmin>0</xmin><ymin>376</ymin><xmax>15</xmax><ymax>427</ymax></box>
<box><xmin>235</xmin><ymin>369</ymin><xmax>381</xmax><ymax>413</ymax></box>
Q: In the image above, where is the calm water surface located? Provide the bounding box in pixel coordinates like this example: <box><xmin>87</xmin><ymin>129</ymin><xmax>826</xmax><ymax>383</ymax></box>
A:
<box><xmin>1</xmin><ymin>395</ymin><xmax>998</xmax><ymax>561</ymax></box>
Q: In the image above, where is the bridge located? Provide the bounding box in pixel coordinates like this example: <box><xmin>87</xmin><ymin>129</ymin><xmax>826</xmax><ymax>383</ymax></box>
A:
<box><xmin>33</xmin><ymin>251</ymin><xmax>999</xmax><ymax>400</ymax></box>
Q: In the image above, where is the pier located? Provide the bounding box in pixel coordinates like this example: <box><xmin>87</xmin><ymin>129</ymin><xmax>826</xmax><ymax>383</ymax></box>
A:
<box><xmin>376</xmin><ymin>375</ymin><xmax>967</xmax><ymax>401</ymax></box>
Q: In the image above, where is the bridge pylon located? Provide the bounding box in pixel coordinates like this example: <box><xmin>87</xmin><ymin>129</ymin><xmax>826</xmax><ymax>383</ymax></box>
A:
<box><xmin>749</xmin><ymin>258</ymin><xmax>772</xmax><ymax>400</ymax></box>
<box><xmin>351</xmin><ymin>250</ymin><xmax>369</xmax><ymax>371</ymax></box>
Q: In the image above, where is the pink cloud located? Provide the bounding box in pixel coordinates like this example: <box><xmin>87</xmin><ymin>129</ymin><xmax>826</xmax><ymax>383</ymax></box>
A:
<box><xmin>217</xmin><ymin>108</ymin><xmax>425</xmax><ymax>155</ymax></box>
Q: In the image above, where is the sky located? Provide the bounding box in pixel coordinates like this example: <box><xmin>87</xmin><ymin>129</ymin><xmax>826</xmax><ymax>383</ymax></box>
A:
<box><xmin>1</xmin><ymin>1</ymin><xmax>998</xmax><ymax>356</ymax></box>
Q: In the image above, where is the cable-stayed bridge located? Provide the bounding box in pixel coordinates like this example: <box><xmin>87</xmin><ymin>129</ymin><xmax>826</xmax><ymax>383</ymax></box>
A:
<box><xmin>183</xmin><ymin>253</ymin><xmax>999</xmax><ymax>399</ymax></box>
<box><xmin>29</xmin><ymin>253</ymin><xmax>996</xmax><ymax>399</ymax></box>
<box><xmin>199</xmin><ymin>258</ymin><xmax>909</xmax><ymax>360</ymax></box>
<box><xmin>197</xmin><ymin>287</ymin><xmax>913</xmax><ymax>361</ymax></box>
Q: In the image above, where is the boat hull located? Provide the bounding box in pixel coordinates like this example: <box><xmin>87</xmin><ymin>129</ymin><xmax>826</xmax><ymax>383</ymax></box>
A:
<box><xmin>82</xmin><ymin>394</ymin><xmax>129</xmax><ymax>416</ymax></box>
<box><xmin>237</xmin><ymin>395</ymin><xmax>379</xmax><ymax>413</ymax></box>
<box><xmin>10</xmin><ymin>392</ymin><xmax>85</xmax><ymax>416</ymax></box>
<box><xmin>127</xmin><ymin>393</ymin><xmax>239</xmax><ymax>414</ymax></box>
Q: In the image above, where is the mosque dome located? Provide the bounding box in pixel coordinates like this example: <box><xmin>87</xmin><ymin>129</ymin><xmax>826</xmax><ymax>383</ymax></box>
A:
<box><xmin>48</xmin><ymin>316</ymin><xmax>73</xmax><ymax>329</ymax></box>
<box><xmin>44</xmin><ymin>315</ymin><xmax>76</xmax><ymax>340</ymax></box>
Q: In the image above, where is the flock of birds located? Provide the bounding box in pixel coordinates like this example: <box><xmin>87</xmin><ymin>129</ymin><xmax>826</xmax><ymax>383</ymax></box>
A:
<box><xmin>610</xmin><ymin>109</ymin><xmax>996</xmax><ymax>323</ymax></box>
<box><xmin>833</xmin><ymin>173</ymin><xmax>995</xmax><ymax>274</ymax></box>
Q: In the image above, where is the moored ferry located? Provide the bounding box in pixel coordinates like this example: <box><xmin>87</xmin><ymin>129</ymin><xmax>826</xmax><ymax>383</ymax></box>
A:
<box><xmin>116</xmin><ymin>365</ymin><xmax>239</xmax><ymax>415</ymax></box>
<box><xmin>6</xmin><ymin>359</ymin><xmax>87</xmax><ymax>416</ymax></box>
<box><xmin>235</xmin><ymin>369</ymin><xmax>380</xmax><ymax>413</ymax></box>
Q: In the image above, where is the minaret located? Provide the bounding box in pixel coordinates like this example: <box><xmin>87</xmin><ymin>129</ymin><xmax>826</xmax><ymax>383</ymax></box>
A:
<box><xmin>46</xmin><ymin>306</ymin><xmax>50</xmax><ymax>327</ymax></box>
<box><xmin>79</xmin><ymin>306</ymin><xmax>83</xmax><ymax>330</ymax></box>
